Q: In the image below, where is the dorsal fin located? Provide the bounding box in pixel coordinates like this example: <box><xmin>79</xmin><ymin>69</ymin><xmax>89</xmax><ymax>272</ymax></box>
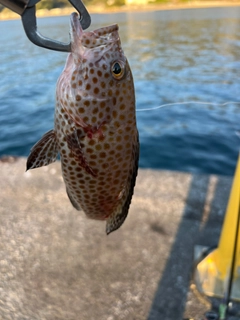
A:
<box><xmin>26</xmin><ymin>130</ymin><xmax>58</xmax><ymax>170</ymax></box>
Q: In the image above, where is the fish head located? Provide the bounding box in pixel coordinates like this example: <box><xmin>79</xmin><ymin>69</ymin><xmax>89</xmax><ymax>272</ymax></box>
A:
<box><xmin>57</xmin><ymin>12</ymin><xmax>135</xmax><ymax>119</ymax></box>
<box><xmin>70</xmin><ymin>12</ymin><xmax>121</xmax><ymax>63</ymax></box>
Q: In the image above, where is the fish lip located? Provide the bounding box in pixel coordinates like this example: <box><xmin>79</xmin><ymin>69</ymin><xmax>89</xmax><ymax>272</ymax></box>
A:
<box><xmin>70</xmin><ymin>12</ymin><xmax>83</xmax><ymax>50</ymax></box>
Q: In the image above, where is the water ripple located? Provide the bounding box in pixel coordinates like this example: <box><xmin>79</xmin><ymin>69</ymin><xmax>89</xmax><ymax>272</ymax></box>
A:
<box><xmin>0</xmin><ymin>8</ymin><xmax>240</xmax><ymax>175</ymax></box>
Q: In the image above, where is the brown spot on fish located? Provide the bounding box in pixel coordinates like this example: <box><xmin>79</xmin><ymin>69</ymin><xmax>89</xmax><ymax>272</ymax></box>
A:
<box><xmin>84</xmin><ymin>101</ymin><xmax>90</xmax><ymax>107</ymax></box>
<box><xmin>100</xmin><ymin>101</ymin><xmax>106</xmax><ymax>108</ymax></box>
<box><xmin>94</xmin><ymin>87</ymin><xmax>100</xmax><ymax>94</ymax></box>
<box><xmin>100</xmin><ymin>82</ymin><xmax>106</xmax><ymax>89</ymax></box>
<box><xmin>89</xmin><ymin>140</ymin><xmax>95</xmax><ymax>146</ymax></box>
<box><xmin>95</xmin><ymin>144</ymin><xmax>102</xmax><ymax>151</ymax></box>
<box><xmin>78</xmin><ymin>107</ymin><xmax>84</xmax><ymax>113</ymax></box>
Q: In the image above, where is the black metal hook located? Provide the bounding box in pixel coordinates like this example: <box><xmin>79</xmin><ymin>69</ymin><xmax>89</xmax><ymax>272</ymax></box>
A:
<box><xmin>21</xmin><ymin>0</ymin><xmax>91</xmax><ymax>52</ymax></box>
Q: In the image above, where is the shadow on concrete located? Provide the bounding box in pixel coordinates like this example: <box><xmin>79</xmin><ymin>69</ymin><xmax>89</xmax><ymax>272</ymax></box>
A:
<box><xmin>147</xmin><ymin>173</ymin><xmax>231</xmax><ymax>320</ymax></box>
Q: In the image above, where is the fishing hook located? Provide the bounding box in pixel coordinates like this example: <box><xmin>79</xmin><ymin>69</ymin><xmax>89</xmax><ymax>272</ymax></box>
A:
<box><xmin>0</xmin><ymin>0</ymin><xmax>91</xmax><ymax>51</ymax></box>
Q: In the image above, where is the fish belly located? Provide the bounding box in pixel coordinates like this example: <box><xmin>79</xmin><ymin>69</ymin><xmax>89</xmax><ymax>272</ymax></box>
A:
<box><xmin>56</xmin><ymin>110</ymin><xmax>138</xmax><ymax>221</ymax></box>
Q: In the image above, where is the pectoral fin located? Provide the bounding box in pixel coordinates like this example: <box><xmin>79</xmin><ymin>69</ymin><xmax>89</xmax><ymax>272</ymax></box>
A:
<box><xmin>26</xmin><ymin>129</ymin><xmax>58</xmax><ymax>170</ymax></box>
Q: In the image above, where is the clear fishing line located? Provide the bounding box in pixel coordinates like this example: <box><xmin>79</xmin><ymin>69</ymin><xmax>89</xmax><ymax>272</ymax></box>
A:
<box><xmin>136</xmin><ymin>101</ymin><xmax>240</xmax><ymax>112</ymax></box>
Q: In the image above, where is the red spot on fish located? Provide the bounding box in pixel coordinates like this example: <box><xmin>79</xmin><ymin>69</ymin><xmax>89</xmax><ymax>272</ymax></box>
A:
<box><xmin>83</xmin><ymin>122</ymin><xmax>106</xmax><ymax>141</ymax></box>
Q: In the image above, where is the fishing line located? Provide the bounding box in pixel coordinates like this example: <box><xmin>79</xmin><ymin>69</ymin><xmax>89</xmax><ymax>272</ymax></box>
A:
<box><xmin>136</xmin><ymin>101</ymin><xmax>240</xmax><ymax>112</ymax></box>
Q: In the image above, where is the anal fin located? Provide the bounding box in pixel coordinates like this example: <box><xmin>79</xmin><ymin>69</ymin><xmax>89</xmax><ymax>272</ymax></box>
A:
<box><xmin>106</xmin><ymin>133</ymin><xmax>139</xmax><ymax>235</ymax></box>
<box><xmin>26</xmin><ymin>129</ymin><xmax>58</xmax><ymax>170</ymax></box>
<box><xmin>66</xmin><ymin>187</ymin><xmax>81</xmax><ymax>211</ymax></box>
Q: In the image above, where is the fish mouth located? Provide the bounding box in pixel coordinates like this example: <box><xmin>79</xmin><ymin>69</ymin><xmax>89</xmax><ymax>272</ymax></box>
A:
<box><xmin>70</xmin><ymin>12</ymin><xmax>119</xmax><ymax>52</ymax></box>
<box><xmin>70</xmin><ymin>12</ymin><xmax>83</xmax><ymax>46</ymax></box>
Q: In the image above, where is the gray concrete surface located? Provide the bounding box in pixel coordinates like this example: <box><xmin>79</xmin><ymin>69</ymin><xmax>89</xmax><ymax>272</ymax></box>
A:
<box><xmin>0</xmin><ymin>157</ymin><xmax>236</xmax><ymax>319</ymax></box>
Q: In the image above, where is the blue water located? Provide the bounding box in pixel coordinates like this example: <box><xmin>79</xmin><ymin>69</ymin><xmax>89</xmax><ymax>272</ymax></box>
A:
<box><xmin>0</xmin><ymin>7</ymin><xmax>240</xmax><ymax>175</ymax></box>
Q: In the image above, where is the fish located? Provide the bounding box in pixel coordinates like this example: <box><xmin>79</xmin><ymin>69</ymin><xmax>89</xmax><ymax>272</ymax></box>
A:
<box><xmin>26</xmin><ymin>12</ymin><xmax>139</xmax><ymax>235</ymax></box>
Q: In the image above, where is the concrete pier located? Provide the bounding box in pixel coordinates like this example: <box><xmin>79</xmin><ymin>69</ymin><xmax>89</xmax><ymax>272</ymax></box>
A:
<box><xmin>0</xmin><ymin>158</ymin><xmax>236</xmax><ymax>319</ymax></box>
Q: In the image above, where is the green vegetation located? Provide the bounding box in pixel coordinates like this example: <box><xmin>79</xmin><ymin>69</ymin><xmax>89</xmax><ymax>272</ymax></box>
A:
<box><xmin>0</xmin><ymin>0</ymin><xmax>237</xmax><ymax>15</ymax></box>
<box><xmin>35</xmin><ymin>0</ymin><xmax>126</xmax><ymax>9</ymax></box>
<box><xmin>0</xmin><ymin>0</ymin><xmax>88</xmax><ymax>13</ymax></box>
<box><xmin>0</xmin><ymin>0</ymin><xmax>125</xmax><ymax>14</ymax></box>
<box><xmin>36</xmin><ymin>0</ymin><xmax>70</xmax><ymax>10</ymax></box>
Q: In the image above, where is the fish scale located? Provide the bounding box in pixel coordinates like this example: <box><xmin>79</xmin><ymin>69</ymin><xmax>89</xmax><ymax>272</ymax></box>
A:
<box><xmin>27</xmin><ymin>12</ymin><xmax>139</xmax><ymax>234</ymax></box>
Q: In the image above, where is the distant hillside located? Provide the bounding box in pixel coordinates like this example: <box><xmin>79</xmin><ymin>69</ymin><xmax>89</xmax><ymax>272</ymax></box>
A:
<box><xmin>0</xmin><ymin>0</ymin><xmax>239</xmax><ymax>16</ymax></box>
<box><xmin>0</xmin><ymin>0</ymin><xmax>90</xmax><ymax>12</ymax></box>
<box><xmin>0</xmin><ymin>0</ymin><xmax>109</xmax><ymax>12</ymax></box>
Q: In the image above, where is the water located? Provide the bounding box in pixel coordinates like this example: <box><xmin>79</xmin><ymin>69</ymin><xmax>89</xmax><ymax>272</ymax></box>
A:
<box><xmin>0</xmin><ymin>7</ymin><xmax>240</xmax><ymax>175</ymax></box>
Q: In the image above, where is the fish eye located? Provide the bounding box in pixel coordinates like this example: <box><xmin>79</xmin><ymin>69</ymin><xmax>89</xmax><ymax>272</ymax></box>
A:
<box><xmin>111</xmin><ymin>61</ymin><xmax>125</xmax><ymax>80</ymax></box>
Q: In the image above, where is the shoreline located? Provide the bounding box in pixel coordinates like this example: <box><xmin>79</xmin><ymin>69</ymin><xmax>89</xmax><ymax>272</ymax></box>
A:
<box><xmin>1</xmin><ymin>1</ymin><xmax>240</xmax><ymax>20</ymax></box>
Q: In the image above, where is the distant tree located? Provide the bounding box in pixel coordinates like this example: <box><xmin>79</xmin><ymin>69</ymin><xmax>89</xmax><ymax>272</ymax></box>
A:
<box><xmin>37</xmin><ymin>0</ymin><xmax>70</xmax><ymax>10</ymax></box>
<box><xmin>37</xmin><ymin>0</ymin><xmax>100</xmax><ymax>9</ymax></box>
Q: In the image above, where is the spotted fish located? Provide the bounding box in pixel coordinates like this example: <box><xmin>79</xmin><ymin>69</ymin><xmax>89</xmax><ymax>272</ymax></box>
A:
<box><xmin>27</xmin><ymin>12</ymin><xmax>139</xmax><ymax>234</ymax></box>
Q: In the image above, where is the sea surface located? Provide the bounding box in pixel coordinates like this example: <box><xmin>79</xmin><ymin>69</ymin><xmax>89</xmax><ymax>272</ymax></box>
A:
<box><xmin>0</xmin><ymin>7</ymin><xmax>240</xmax><ymax>175</ymax></box>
